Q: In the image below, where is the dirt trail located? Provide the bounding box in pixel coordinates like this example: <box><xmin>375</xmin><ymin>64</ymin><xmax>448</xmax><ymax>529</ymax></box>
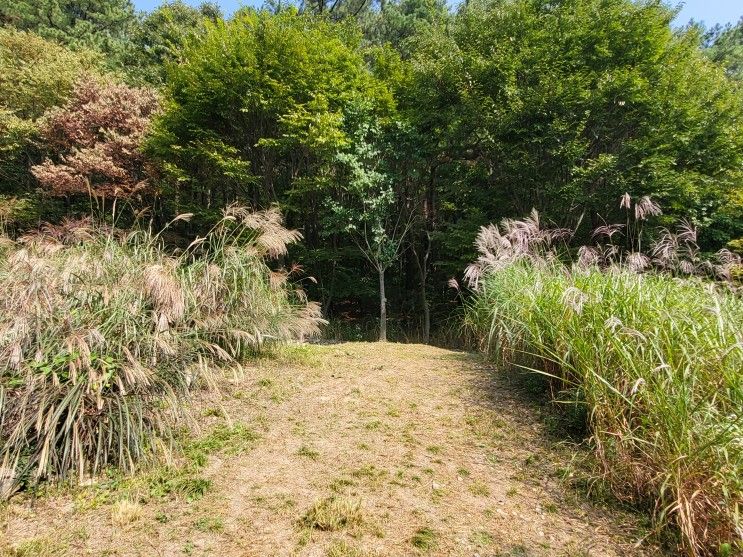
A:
<box><xmin>1</xmin><ymin>343</ymin><xmax>656</xmax><ymax>557</ymax></box>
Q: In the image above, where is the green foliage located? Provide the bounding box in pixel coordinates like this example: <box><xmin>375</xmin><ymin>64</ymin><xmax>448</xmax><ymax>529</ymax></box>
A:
<box><xmin>409</xmin><ymin>0</ymin><xmax>743</xmax><ymax>251</ymax></box>
<box><xmin>148</xmin><ymin>10</ymin><xmax>393</xmax><ymax>218</ymax></box>
<box><xmin>0</xmin><ymin>0</ymin><xmax>137</xmax><ymax>72</ymax></box>
<box><xmin>125</xmin><ymin>1</ymin><xmax>222</xmax><ymax>85</ymax></box>
<box><xmin>706</xmin><ymin>17</ymin><xmax>743</xmax><ymax>81</ymax></box>
<box><xmin>466</xmin><ymin>262</ymin><xmax>743</xmax><ymax>554</ymax></box>
<box><xmin>0</xmin><ymin>29</ymin><xmax>101</xmax><ymax>226</ymax></box>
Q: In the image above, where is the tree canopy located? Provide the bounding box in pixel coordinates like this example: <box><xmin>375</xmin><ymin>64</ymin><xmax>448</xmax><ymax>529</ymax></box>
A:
<box><xmin>1</xmin><ymin>0</ymin><xmax>742</xmax><ymax>334</ymax></box>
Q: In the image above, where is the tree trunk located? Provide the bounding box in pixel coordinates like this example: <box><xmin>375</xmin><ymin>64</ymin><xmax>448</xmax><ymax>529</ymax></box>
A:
<box><xmin>378</xmin><ymin>267</ymin><xmax>387</xmax><ymax>342</ymax></box>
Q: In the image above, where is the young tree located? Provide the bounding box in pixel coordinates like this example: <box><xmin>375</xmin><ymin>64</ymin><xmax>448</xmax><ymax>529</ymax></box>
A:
<box><xmin>327</xmin><ymin>101</ymin><xmax>411</xmax><ymax>341</ymax></box>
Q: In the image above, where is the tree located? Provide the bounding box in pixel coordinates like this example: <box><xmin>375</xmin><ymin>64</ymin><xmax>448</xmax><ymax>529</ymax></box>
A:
<box><xmin>705</xmin><ymin>17</ymin><xmax>743</xmax><ymax>81</ymax></box>
<box><xmin>0</xmin><ymin>0</ymin><xmax>137</xmax><ymax>72</ymax></box>
<box><xmin>408</xmin><ymin>0</ymin><xmax>743</xmax><ymax>258</ymax></box>
<box><xmin>32</xmin><ymin>80</ymin><xmax>159</xmax><ymax>202</ymax></box>
<box><xmin>360</xmin><ymin>0</ymin><xmax>449</xmax><ymax>57</ymax></box>
<box><xmin>125</xmin><ymin>1</ymin><xmax>223</xmax><ymax>85</ymax></box>
<box><xmin>327</xmin><ymin>100</ymin><xmax>411</xmax><ymax>341</ymax></box>
<box><xmin>0</xmin><ymin>28</ymin><xmax>101</xmax><ymax>227</ymax></box>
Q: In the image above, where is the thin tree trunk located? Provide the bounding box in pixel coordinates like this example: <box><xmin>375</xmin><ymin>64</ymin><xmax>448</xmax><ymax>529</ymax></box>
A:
<box><xmin>378</xmin><ymin>267</ymin><xmax>387</xmax><ymax>342</ymax></box>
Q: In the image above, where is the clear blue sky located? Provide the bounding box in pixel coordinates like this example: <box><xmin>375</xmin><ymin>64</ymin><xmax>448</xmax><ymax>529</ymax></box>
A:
<box><xmin>132</xmin><ymin>0</ymin><xmax>742</xmax><ymax>27</ymax></box>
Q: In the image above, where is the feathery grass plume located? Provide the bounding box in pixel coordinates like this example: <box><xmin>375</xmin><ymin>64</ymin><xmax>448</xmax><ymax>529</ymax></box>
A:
<box><xmin>464</xmin><ymin>212</ymin><xmax>743</xmax><ymax>556</ymax></box>
<box><xmin>0</xmin><ymin>207</ymin><xmax>322</xmax><ymax>497</ymax></box>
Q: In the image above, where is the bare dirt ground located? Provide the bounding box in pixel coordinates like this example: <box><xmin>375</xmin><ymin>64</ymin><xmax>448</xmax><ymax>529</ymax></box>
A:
<box><xmin>0</xmin><ymin>342</ymin><xmax>660</xmax><ymax>557</ymax></box>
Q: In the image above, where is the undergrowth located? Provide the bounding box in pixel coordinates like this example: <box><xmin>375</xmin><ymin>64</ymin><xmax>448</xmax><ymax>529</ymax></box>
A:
<box><xmin>0</xmin><ymin>206</ymin><xmax>321</xmax><ymax>497</ymax></box>
<box><xmin>463</xmin><ymin>200</ymin><xmax>743</xmax><ymax>556</ymax></box>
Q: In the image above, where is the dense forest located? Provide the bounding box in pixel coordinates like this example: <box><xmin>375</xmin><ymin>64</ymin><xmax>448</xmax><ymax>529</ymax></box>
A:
<box><xmin>2</xmin><ymin>1</ymin><xmax>743</xmax><ymax>555</ymax></box>
<box><xmin>1</xmin><ymin>0</ymin><xmax>742</xmax><ymax>341</ymax></box>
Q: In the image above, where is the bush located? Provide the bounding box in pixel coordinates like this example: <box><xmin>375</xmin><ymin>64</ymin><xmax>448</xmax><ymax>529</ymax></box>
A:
<box><xmin>466</xmin><ymin>261</ymin><xmax>743</xmax><ymax>556</ymax></box>
<box><xmin>462</xmin><ymin>207</ymin><xmax>743</xmax><ymax>555</ymax></box>
<box><xmin>0</xmin><ymin>207</ymin><xmax>322</xmax><ymax>497</ymax></box>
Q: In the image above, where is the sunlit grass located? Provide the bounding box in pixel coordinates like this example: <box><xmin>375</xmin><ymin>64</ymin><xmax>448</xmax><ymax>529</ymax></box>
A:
<box><xmin>466</xmin><ymin>261</ymin><xmax>743</xmax><ymax>555</ymax></box>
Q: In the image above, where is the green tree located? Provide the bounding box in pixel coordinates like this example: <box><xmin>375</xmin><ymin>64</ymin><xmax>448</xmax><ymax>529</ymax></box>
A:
<box><xmin>705</xmin><ymin>17</ymin><xmax>743</xmax><ymax>81</ymax></box>
<box><xmin>327</xmin><ymin>100</ymin><xmax>411</xmax><ymax>341</ymax></box>
<box><xmin>125</xmin><ymin>1</ymin><xmax>222</xmax><ymax>85</ymax></box>
<box><xmin>147</xmin><ymin>9</ymin><xmax>393</xmax><ymax>225</ymax></box>
<box><xmin>0</xmin><ymin>0</ymin><xmax>137</xmax><ymax>71</ymax></box>
<box><xmin>408</xmin><ymin>0</ymin><xmax>743</xmax><ymax>258</ymax></box>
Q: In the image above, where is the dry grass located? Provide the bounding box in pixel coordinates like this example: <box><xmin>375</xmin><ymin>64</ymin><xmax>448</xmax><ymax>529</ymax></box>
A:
<box><xmin>0</xmin><ymin>207</ymin><xmax>322</xmax><ymax>498</ymax></box>
<box><xmin>301</xmin><ymin>496</ymin><xmax>363</xmax><ymax>531</ymax></box>
<box><xmin>0</xmin><ymin>343</ymin><xmax>661</xmax><ymax>556</ymax></box>
<box><xmin>110</xmin><ymin>499</ymin><xmax>142</xmax><ymax>526</ymax></box>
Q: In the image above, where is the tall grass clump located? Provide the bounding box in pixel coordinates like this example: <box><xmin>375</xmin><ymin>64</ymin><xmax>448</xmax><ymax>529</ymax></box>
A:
<box><xmin>0</xmin><ymin>206</ymin><xmax>322</xmax><ymax>497</ymax></box>
<box><xmin>462</xmin><ymin>206</ymin><xmax>743</xmax><ymax>556</ymax></box>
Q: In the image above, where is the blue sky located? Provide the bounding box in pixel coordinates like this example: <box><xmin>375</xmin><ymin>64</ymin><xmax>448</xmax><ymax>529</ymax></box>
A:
<box><xmin>132</xmin><ymin>0</ymin><xmax>742</xmax><ymax>27</ymax></box>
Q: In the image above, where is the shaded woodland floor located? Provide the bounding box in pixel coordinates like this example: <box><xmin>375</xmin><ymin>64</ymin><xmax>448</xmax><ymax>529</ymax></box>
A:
<box><xmin>0</xmin><ymin>343</ymin><xmax>662</xmax><ymax>556</ymax></box>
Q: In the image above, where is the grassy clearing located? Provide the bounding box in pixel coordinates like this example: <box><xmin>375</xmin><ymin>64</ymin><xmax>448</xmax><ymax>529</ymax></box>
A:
<box><xmin>0</xmin><ymin>207</ymin><xmax>321</xmax><ymax>498</ymax></box>
<box><xmin>2</xmin><ymin>343</ymin><xmax>656</xmax><ymax>556</ymax></box>
<box><xmin>466</xmin><ymin>261</ymin><xmax>743</xmax><ymax>555</ymax></box>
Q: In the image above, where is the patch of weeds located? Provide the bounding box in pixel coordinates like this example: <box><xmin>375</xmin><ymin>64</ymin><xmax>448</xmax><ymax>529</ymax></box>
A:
<box><xmin>457</xmin><ymin>467</ymin><xmax>470</xmax><ymax>477</ymax></box>
<box><xmin>275</xmin><ymin>343</ymin><xmax>323</xmax><ymax>366</ymax></box>
<box><xmin>470</xmin><ymin>530</ymin><xmax>494</xmax><ymax>547</ymax></box>
<box><xmin>111</xmin><ymin>499</ymin><xmax>142</xmax><ymax>526</ymax></box>
<box><xmin>147</xmin><ymin>467</ymin><xmax>211</xmax><ymax>501</ymax></box>
<box><xmin>506</xmin><ymin>486</ymin><xmax>518</xmax><ymax>497</ymax></box>
<box><xmin>8</xmin><ymin>537</ymin><xmax>69</xmax><ymax>557</ymax></box>
<box><xmin>543</xmin><ymin>501</ymin><xmax>558</xmax><ymax>514</ymax></box>
<box><xmin>411</xmin><ymin>527</ymin><xmax>437</xmax><ymax>551</ymax></box>
<box><xmin>326</xmin><ymin>539</ymin><xmax>366</xmax><ymax>557</ymax></box>
<box><xmin>401</xmin><ymin>431</ymin><xmax>417</xmax><ymax>445</ymax></box>
<box><xmin>431</xmin><ymin>485</ymin><xmax>445</xmax><ymax>503</ymax></box>
<box><xmin>300</xmin><ymin>496</ymin><xmax>363</xmax><ymax>531</ymax></box>
<box><xmin>386</xmin><ymin>407</ymin><xmax>400</xmax><ymax>417</ymax></box>
<box><xmin>329</xmin><ymin>477</ymin><xmax>356</xmax><ymax>493</ymax></box>
<box><xmin>194</xmin><ymin>515</ymin><xmax>224</xmax><ymax>533</ymax></box>
<box><xmin>183</xmin><ymin>541</ymin><xmax>195</xmax><ymax>555</ymax></box>
<box><xmin>257</xmin><ymin>377</ymin><xmax>273</xmax><ymax>388</ymax></box>
<box><xmin>202</xmin><ymin>407</ymin><xmax>224</xmax><ymax>418</ymax></box>
<box><xmin>297</xmin><ymin>444</ymin><xmax>320</xmax><ymax>460</ymax></box>
<box><xmin>364</xmin><ymin>420</ymin><xmax>382</xmax><ymax>431</ymax></box>
<box><xmin>357</xmin><ymin>442</ymin><xmax>370</xmax><ymax>450</ymax></box>
<box><xmin>155</xmin><ymin>510</ymin><xmax>169</xmax><ymax>523</ymax></box>
<box><xmin>185</xmin><ymin>423</ymin><xmax>259</xmax><ymax>465</ymax></box>
<box><xmin>351</xmin><ymin>464</ymin><xmax>386</xmax><ymax>481</ymax></box>
<box><xmin>425</xmin><ymin>445</ymin><xmax>441</xmax><ymax>455</ymax></box>
<box><xmin>269</xmin><ymin>392</ymin><xmax>284</xmax><ymax>403</ymax></box>
<box><xmin>468</xmin><ymin>481</ymin><xmax>491</xmax><ymax>497</ymax></box>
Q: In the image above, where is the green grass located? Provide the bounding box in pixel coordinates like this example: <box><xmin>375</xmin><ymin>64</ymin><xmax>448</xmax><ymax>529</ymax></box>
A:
<box><xmin>410</xmin><ymin>526</ymin><xmax>437</xmax><ymax>551</ymax></box>
<box><xmin>465</xmin><ymin>261</ymin><xmax>743</xmax><ymax>555</ymax></box>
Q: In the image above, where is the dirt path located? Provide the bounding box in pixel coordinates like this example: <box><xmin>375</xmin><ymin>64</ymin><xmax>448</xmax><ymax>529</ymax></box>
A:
<box><xmin>1</xmin><ymin>343</ymin><xmax>657</xmax><ymax>557</ymax></box>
